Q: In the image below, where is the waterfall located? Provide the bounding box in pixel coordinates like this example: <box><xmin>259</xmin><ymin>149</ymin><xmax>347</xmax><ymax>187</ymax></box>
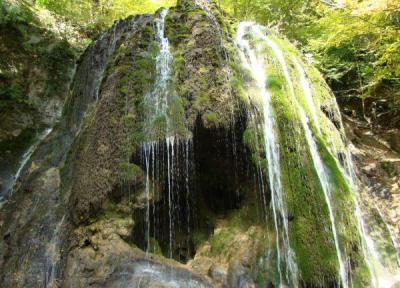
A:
<box><xmin>263</xmin><ymin>35</ymin><xmax>348</xmax><ymax>287</ymax></box>
<box><xmin>291</xmin><ymin>55</ymin><xmax>400</xmax><ymax>287</ymax></box>
<box><xmin>12</xmin><ymin>128</ymin><xmax>53</xmax><ymax>192</ymax></box>
<box><xmin>337</xmin><ymin>121</ymin><xmax>400</xmax><ymax>287</ymax></box>
<box><xmin>235</xmin><ymin>22</ymin><xmax>299</xmax><ymax>287</ymax></box>
<box><xmin>297</xmin><ymin>108</ymin><xmax>349</xmax><ymax>288</ymax></box>
<box><xmin>233</xmin><ymin>20</ymin><xmax>400</xmax><ymax>287</ymax></box>
<box><xmin>142</xmin><ymin>141</ymin><xmax>155</xmax><ymax>255</ymax></box>
<box><xmin>139</xmin><ymin>9</ymin><xmax>192</xmax><ymax>260</ymax></box>
<box><xmin>292</xmin><ymin>56</ymin><xmax>381</xmax><ymax>286</ymax></box>
<box><xmin>291</xmin><ymin>42</ymin><xmax>400</xmax><ymax>286</ymax></box>
<box><xmin>146</xmin><ymin>9</ymin><xmax>172</xmax><ymax>118</ymax></box>
<box><xmin>45</xmin><ymin>215</ymin><xmax>65</xmax><ymax>288</ymax></box>
<box><xmin>141</xmin><ymin>9</ymin><xmax>173</xmax><ymax>256</ymax></box>
<box><xmin>166</xmin><ymin>136</ymin><xmax>175</xmax><ymax>258</ymax></box>
<box><xmin>293</xmin><ymin>59</ymin><xmax>321</xmax><ymax>133</ymax></box>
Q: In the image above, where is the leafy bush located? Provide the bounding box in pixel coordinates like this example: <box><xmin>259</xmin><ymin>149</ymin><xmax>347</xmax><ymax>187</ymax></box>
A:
<box><xmin>35</xmin><ymin>0</ymin><xmax>176</xmax><ymax>37</ymax></box>
<box><xmin>0</xmin><ymin>0</ymin><xmax>35</xmax><ymax>25</ymax></box>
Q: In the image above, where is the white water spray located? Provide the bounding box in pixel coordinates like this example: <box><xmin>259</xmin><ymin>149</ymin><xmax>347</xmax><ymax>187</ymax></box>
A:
<box><xmin>256</xmin><ymin>33</ymin><xmax>349</xmax><ymax>287</ymax></box>
<box><xmin>291</xmin><ymin>51</ymin><xmax>400</xmax><ymax>287</ymax></box>
<box><xmin>235</xmin><ymin>22</ymin><xmax>298</xmax><ymax>287</ymax></box>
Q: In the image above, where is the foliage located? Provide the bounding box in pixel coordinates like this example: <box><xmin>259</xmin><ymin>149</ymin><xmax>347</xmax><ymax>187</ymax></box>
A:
<box><xmin>221</xmin><ymin>0</ymin><xmax>400</xmax><ymax>120</ymax></box>
<box><xmin>0</xmin><ymin>0</ymin><xmax>36</xmax><ymax>25</ymax></box>
<box><xmin>220</xmin><ymin>0</ymin><xmax>318</xmax><ymax>39</ymax></box>
<box><xmin>303</xmin><ymin>3</ymin><xmax>400</xmax><ymax>112</ymax></box>
<box><xmin>34</xmin><ymin>0</ymin><xmax>176</xmax><ymax>37</ymax></box>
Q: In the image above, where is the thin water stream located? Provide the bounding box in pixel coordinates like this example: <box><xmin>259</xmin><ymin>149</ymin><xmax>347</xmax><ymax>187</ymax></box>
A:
<box><xmin>292</xmin><ymin>55</ymin><xmax>400</xmax><ymax>287</ymax></box>
<box><xmin>261</xmin><ymin>34</ymin><xmax>349</xmax><ymax>287</ymax></box>
<box><xmin>235</xmin><ymin>22</ymin><xmax>298</xmax><ymax>287</ymax></box>
<box><xmin>140</xmin><ymin>9</ymin><xmax>192</xmax><ymax>260</ymax></box>
<box><xmin>0</xmin><ymin>127</ymin><xmax>53</xmax><ymax>210</ymax></box>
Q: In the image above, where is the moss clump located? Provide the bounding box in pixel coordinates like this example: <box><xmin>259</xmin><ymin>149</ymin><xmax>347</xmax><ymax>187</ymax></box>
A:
<box><xmin>242</xmin><ymin>127</ymin><xmax>257</xmax><ymax>149</ymax></box>
<box><xmin>266</xmin><ymin>74</ymin><xmax>283</xmax><ymax>90</ymax></box>
<box><xmin>118</xmin><ymin>162</ymin><xmax>142</xmax><ymax>180</ymax></box>
<box><xmin>167</xmin><ymin>95</ymin><xmax>189</xmax><ymax>138</ymax></box>
<box><xmin>165</xmin><ymin>3</ymin><xmax>240</xmax><ymax>129</ymax></box>
<box><xmin>148</xmin><ymin>114</ymin><xmax>167</xmax><ymax>140</ymax></box>
<box><xmin>209</xmin><ymin>228</ymin><xmax>236</xmax><ymax>256</ymax></box>
<box><xmin>148</xmin><ymin>237</ymin><xmax>163</xmax><ymax>255</ymax></box>
<box><xmin>201</xmin><ymin>111</ymin><xmax>218</xmax><ymax>128</ymax></box>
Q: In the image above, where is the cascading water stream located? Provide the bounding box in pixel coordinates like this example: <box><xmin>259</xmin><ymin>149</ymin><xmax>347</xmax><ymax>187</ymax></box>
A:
<box><xmin>235</xmin><ymin>22</ymin><xmax>298</xmax><ymax>287</ymax></box>
<box><xmin>293</xmin><ymin>59</ymin><xmax>321</xmax><ymax>134</ymax></box>
<box><xmin>11</xmin><ymin>127</ymin><xmax>53</xmax><ymax>193</ymax></box>
<box><xmin>139</xmin><ymin>9</ymin><xmax>192</xmax><ymax>260</ymax></box>
<box><xmin>194</xmin><ymin>0</ymin><xmax>229</xmax><ymax>61</ymax></box>
<box><xmin>339</xmin><ymin>130</ymin><xmax>400</xmax><ymax>287</ymax></box>
<box><xmin>141</xmin><ymin>9</ymin><xmax>173</xmax><ymax>257</ymax></box>
<box><xmin>291</xmin><ymin>56</ymin><xmax>400</xmax><ymax>287</ymax></box>
<box><xmin>263</xmin><ymin>36</ymin><xmax>350</xmax><ymax>288</ymax></box>
<box><xmin>0</xmin><ymin>127</ymin><xmax>53</xmax><ymax>209</ymax></box>
<box><xmin>166</xmin><ymin>136</ymin><xmax>175</xmax><ymax>258</ymax></box>
<box><xmin>45</xmin><ymin>215</ymin><xmax>65</xmax><ymax>288</ymax></box>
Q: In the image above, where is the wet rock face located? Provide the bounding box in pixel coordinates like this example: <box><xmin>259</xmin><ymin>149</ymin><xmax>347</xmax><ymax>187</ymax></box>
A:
<box><xmin>64</xmin><ymin>203</ymin><xmax>212</xmax><ymax>288</ymax></box>
<box><xmin>166</xmin><ymin>0</ymin><xmax>238</xmax><ymax>128</ymax></box>
<box><xmin>67</xmin><ymin>1</ymin><xmax>241</xmax><ymax>224</ymax></box>
<box><xmin>99</xmin><ymin>260</ymin><xmax>212</xmax><ymax>288</ymax></box>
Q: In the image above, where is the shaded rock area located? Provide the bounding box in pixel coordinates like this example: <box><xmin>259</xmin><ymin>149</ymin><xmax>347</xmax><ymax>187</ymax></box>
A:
<box><xmin>0</xmin><ymin>13</ymin><xmax>153</xmax><ymax>287</ymax></box>
<box><xmin>0</xmin><ymin>1</ymin><xmax>77</xmax><ymax>197</ymax></box>
<box><xmin>64</xmin><ymin>198</ymin><xmax>268</xmax><ymax>288</ymax></box>
<box><xmin>345</xmin><ymin>115</ymin><xmax>400</xmax><ymax>244</ymax></box>
<box><xmin>62</xmin><ymin>200</ymin><xmax>212</xmax><ymax>288</ymax></box>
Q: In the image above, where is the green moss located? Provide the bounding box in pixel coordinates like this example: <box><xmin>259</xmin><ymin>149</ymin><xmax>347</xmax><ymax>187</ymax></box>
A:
<box><xmin>193</xmin><ymin>92</ymin><xmax>209</xmax><ymax>108</ymax></box>
<box><xmin>231</xmin><ymin>75</ymin><xmax>249</xmax><ymax>105</ymax></box>
<box><xmin>209</xmin><ymin>228</ymin><xmax>236</xmax><ymax>256</ymax></box>
<box><xmin>165</xmin><ymin>8</ymin><xmax>191</xmax><ymax>47</ymax></box>
<box><xmin>192</xmin><ymin>230</ymin><xmax>208</xmax><ymax>249</ymax></box>
<box><xmin>266</xmin><ymin>74</ymin><xmax>283</xmax><ymax>90</ymax></box>
<box><xmin>149</xmin><ymin>114</ymin><xmax>167</xmax><ymax>140</ymax></box>
<box><xmin>167</xmin><ymin>95</ymin><xmax>189</xmax><ymax>138</ymax></box>
<box><xmin>278</xmin><ymin>121</ymin><xmax>340</xmax><ymax>285</ymax></box>
<box><xmin>201</xmin><ymin>111</ymin><xmax>218</xmax><ymax>128</ymax></box>
<box><xmin>81</xmin><ymin>103</ymin><xmax>98</xmax><ymax>130</ymax></box>
<box><xmin>148</xmin><ymin>237</ymin><xmax>163</xmax><ymax>255</ymax></box>
<box><xmin>118</xmin><ymin>162</ymin><xmax>142</xmax><ymax>180</ymax></box>
<box><xmin>242</xmin><ymin>127</ymin><xmax>257</xmax><ymax>148</ymax></box>
<box><xmin>149</xmin><ymin>41</ymin><xmax>160</xmax><ymax>58</ymax></box>
<box><xmin>172</xmin><ymin>54</ymin><xmax>185</xmax><ymax>80</ymax></box>
<box><xmin>234</xmin><ymin>30</ymin><xmax>369</xmax><ymax>285</ymax></box>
